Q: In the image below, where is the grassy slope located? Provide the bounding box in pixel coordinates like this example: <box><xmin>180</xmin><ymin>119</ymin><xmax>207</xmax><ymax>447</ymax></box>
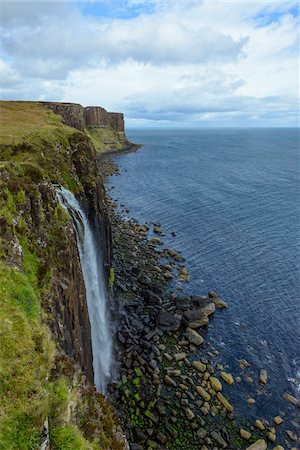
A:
<box><xmin>0</xmin><ymin>101</ymin><xmax>124</xmax><ymax>449</ymax></box>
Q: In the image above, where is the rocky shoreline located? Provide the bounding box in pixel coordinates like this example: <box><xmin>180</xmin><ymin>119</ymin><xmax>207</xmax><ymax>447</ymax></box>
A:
<box><xmin>99</xmin><ymin>155</ymin><xmax>299</xmax><ymax>450</ymax></box>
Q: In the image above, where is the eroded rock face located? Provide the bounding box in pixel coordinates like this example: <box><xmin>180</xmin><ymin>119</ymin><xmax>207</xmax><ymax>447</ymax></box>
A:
<box><xmin>41</xmin><ymin>102</ymin><xmax>125</xmax><ymax>133</ymax></box>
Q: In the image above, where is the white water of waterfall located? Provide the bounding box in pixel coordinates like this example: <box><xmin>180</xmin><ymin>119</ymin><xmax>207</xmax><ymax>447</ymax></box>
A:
<box><xmin>56</xmin><ymin>186</ymin><xmax>112</xmax><ymax>394</ymax></box>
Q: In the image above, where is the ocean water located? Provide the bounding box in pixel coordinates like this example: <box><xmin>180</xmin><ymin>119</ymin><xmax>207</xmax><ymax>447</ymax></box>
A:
<box><xmin>108</xmin><ymin>128</ymin><xmax>300</xmax><ymax>425</ymax></box>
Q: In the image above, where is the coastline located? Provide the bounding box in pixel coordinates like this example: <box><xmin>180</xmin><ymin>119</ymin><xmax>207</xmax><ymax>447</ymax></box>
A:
<box><xmin>101</xmin><ymin>151</ymin><xmax>269</xmax><ymax>450</ymax></box>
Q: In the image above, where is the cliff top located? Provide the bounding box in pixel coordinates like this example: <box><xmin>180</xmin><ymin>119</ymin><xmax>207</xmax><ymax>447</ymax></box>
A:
<box><xmin>0</xmin><ymin>100</ymin><xmax>127</xmax><ymax>153</ymax></box>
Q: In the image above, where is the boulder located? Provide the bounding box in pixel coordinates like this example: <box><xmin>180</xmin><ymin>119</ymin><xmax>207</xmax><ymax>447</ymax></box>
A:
<box><xmin>173</xmin><ymin>352</ymin><xmax>186</xmax><ymax>361</ymax></box>
<box><xmin>150</xmin><ymin>237</ymin><xmax>161</xmax><ymax>245</ymax></box>
<box><xmin>183</xmin><ymin>302</ymin><xmax>215</xmax><ymax>328</ymax></box>
<box><xmin>240</xmin><ymin>429</ymin><xmax>252</xmax><ymax>440</ymax></box>
<box><xmin>157</xmin><ymin>311</ymin><xmax>182</xmax><ymax>332</ymax></box>
<box><xmin>217</xmin><ymin>392</ymin><xmax>233</xmax><ymax>412</ymax></box>
<box><xmin>220</xmin><ymin>371</ymin><xmax>234</xmax><ymax>385</ymax></box>
<box><xmin>210</xmin><ymin>376</ymin><xmax>222</xmax><ymax>392</ymax></box>
<box><xmin>163</xmin><ymin>271</ymin><xmax>173</xmax><ymax>280</ymax></box>
<box><xmin>143</xmin><ymin>290</ymin><xmax>162</xmax><ymax>305</ymax></box>
<box><xmin>245</xmin><ymin>440</ymin><xmax>267</xmax><ymax>450</ymax></box>
<box><xmin>259</xmin><ymin>369</ymin><xmax>267</xmax><ymax>384</ymax></box>
<box><xmin>192</xmin><ymin>361</ymin><xmax>206</xmax><ymax>372</ymax></box>
<box><xmin>283</xmin><ymin>392</ymin><xmax>299</xmax><ymax>407</ymax></box>
<box><xmin>210</xmin><ymin>431</ymin><xmax>228</xmax><ymax>448</ymax></box>
<box><xmin>176</xmin><ymin>297</ymin><xmax>191</xmax><ymax>310</ymax></box>
<box><xmin>213</xmin><ymin>298</ymin><xmax>228</xmax><ymax>308</ymax></box>
<box><xmin>185</xmin><ymin>327</ymin><xmax>204</xmax><ymax>346</ymax></box>
<box><xmin>255</xmin><ymin>420</ymin><xmax>265</xmax><ymax>431</ymax></box>
<box><xmin>273</xmin><ymin>415</ymin><xmax>283</xmax><ymax>425</ymax></box>
<box><xmin>196</xmin><ymin>386</ymin><xmax>211</xmax><ymax>401</ymax></box>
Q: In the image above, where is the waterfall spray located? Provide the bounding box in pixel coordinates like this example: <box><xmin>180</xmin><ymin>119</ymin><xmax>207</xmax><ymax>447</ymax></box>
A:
<box><xmin>57</xmin><ymin>186</ymin><xmax>112</xmax><ymax>393</ymax></box>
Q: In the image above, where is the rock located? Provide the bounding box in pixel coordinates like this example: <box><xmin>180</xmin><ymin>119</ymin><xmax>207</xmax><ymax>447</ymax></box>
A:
<box><xmin>185</xmin><ymin>328</ymin><xmax>204</xmax><ymax>346</ymax></box>
<box><xmin>210</xmin><ymin>376</ymin><xmax>222</xmax><ymax>392</ymax></box>
<box><xmin>150</xmin><ymin>237</ymin><xmax>161</xmax><ymax>245</ymax></box>
<box><xmin>176</xmin><ymin>296</ymin><xmax>191</xmax><ymax>310</ymax></box>
<box><xmin>163</xmin><ymin>271</ymin><xmax>173</xmax><ymax>280</ymax></box>
<box><xmin>165</xmin><ymin>248</ymin><xmax>177</xmax><ymax>257</ymax></box>
<box><xmin>163</xmin><ymin>353</ymin><xmax>173</xmax><ymax>361</ymax></box>
<box><xmin>286</xmin><ymin>430</ymin><xmax>298</xmax><ymax>441</ymax></box>
<box><xmin>255</xmin><ymin>420</ymin><xmax>265</xmax><ymax>431</ymax></box>
<box><xmin>153</xmin><ymin>227</ymin><xmax>163</xmax><ymax>235</ymax></box>
<box><xmin>164</xmin><ymin>375</ymin><xmax>176</xmax><ymax>387</ymax></box>
<box><xmin>130</xmin><ymin>444</ymin><xmax>144</xmax><ymax>450</ymax></box>
<box><xmin>156</xmin><ymin>432</ymin><xmax>167</xmax><ymax>444</ymax></box>
<box><xmin>185</xmin><ymin>408</ymin><xmax>195</xmax><ymax>420</ymax></box>
<box><xmin>213</xmin><ymin>298</ymin><xmax>228</xmax><ymax>309</ymax></box>
<box><xmin>192</xmin><ymin>361</ymin><xmax>206</xmax><ymax>372</ymax></box>
<box><xmin>208</xmin><ymin>291</ymin><xmax>217</xmax><ymax>298</ymax></box>
<box><xmin>239</xmin><ymin>359</ymin><xmax>250</xmax><ymax>369</ymax></box>
<box><xmin>174</xmin><ymin>352</ymin><xmax>187</xmax><ymax>361</ymax></box>
<box><xmin>143</xmin><ymin>290</ymin><xmax>162</xmax><ymax>305</ymax></box>
<box><xmin>240</xmin><ymin>429</ymin><xmax>252</xmax><ymax>440</ymax></box>
<box><xmin>283</xmin><ymin>392</ymin><xmax>300</xmax><ymax>407</ymax></box>
<box><xmin>247</xmin><ymin>398</ymin><xmax>256</xmax><ymax>405</ymax></box>
<box><xmin>157</xmin><ymin>311</ymin><xmax>182</xmax><ymax>332</ymax></box>
<box><xmin>197</xmin><ymin>428</ymin><xmax>207</xmax><ymax>439</ymax></box>
<box><xmin>260</xmin><ymin>369</ymin><xmax>267</xmax><ymax>384</ymax></box>
<box><xmin>217</xmin><ymin>392</ymin><xmax>233</xmax><ymax>412</ymax></box>
<box><xmin>274</xmin><ymin>415</ymin><xmax>283</xmax><ymax>425</ymax></box>
<box><xmin>220</xmin><ymin>371</ymin><xmax>234</xmax><ymax>384</ymax></box>
<box><xmin>245</xmin><ymin>440</ymin><xmax>267</xmax><ymax>450</ymax></box>
<box><xmin>210</xmin><ymin>431</ymin><xmax>228</xmax><ymax>448</ymax></box>
<box><xmin>183</xmin><ymin>301</ymin><xmax>215</xmax><ymax>328</ymax></box>
<box><xmin>267</xmin><ymin>432</ymin><xmax>276</xmax><ymax>442</ymax></box>
<box><xmin>272</xmin><ymin>447</ymin><xmax>285</xmax><ymax>450</ymax></box>
<box><xmin>196</xmin><ymin>386</ymin><xmax>211</xmax><ymax>401</ymax></box>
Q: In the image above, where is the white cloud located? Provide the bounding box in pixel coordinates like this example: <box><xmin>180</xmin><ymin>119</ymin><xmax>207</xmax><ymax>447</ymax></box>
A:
<box><xmin>0</xmin><ymin>0</ymin><xmax>298</xmax><ymax>126</ymax></box>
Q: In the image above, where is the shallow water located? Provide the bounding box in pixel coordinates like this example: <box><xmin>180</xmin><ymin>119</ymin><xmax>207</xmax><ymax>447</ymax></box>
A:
<box><xmin>108</xmin><ymin>128</ymin><xmax>300</xmax><ymax>426</ymax></box>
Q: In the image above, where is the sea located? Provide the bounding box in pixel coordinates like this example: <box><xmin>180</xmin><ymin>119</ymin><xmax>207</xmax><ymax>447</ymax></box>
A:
<box><xmin>108</xmin><ymin>128</ymin><xmax>300</xmax><ymax>431</ymax></box>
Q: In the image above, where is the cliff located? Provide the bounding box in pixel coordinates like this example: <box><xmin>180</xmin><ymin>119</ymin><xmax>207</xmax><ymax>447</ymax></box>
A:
<box><xmin>41</xmin><ymin>101</ymin><xmax>127</xmax><ymax>150</ymax></box>
<box><xmin>0</xmin><ymin>101</ymin><xmax>126</xmax><ymax>449</ymax></box>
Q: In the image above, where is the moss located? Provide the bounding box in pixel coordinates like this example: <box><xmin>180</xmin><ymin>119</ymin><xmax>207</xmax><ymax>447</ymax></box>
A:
<box><xmin>0</xmin><ymin>262</ymin><xmax>54</xmax><ymax>449</ymax></box>
<box><xmin>15</xmin><ymin>189</ymin><xmax>26</xmax><ymax>205</ymax></box>
<box><xmin>50</xmin><ymin>424</ymin><xmax>95</xmax><ymax>450</ymax></box>
<box><xmin>109</xmin><ymin>267</ymin><xmax>115</xmax><ymax>288</ymax></box>
<box><xmin>85</xmin><ymin>126</ymin><xmax>123</xmax><ymax>153</ymax></box>
<box><xmin>54</xmin><ymin>204</ymin><xmax>69</xmax><ymax>226</ymax></box>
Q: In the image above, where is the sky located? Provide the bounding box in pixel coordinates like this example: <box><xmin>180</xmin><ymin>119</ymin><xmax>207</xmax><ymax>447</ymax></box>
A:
<box><xmin>0</xmin><ymin>0</ymin><xmax>299</xmax><ymax>127</ymax></box>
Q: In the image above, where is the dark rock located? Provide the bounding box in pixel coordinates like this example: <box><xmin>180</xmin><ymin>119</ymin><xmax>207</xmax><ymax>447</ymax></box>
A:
<box><xmin>143</xmin><ymin>290</ymin><xmax>162</xmax><ymax>306</ymax></box>
<box><xmin>157</xmin><ymin>432</ymin><xmax>167</xmax><ymax>444</ymax></box>
<box><xmin>176</xmin><ymin>296</ymin><xmax>191</xmax><ymax>310</ymax></box>
<box><xmin>157</xmin><ymin>311</ymin><xmax>182</xmax><ymax>332</ymax></box>
<box><xmin>130</xmin><ymin>444</ymin><xmax>144</xmax><ymax>450</ymax></box>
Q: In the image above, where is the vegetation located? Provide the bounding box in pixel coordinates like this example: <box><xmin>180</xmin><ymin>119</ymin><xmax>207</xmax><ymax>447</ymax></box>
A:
<box><xmin>0</xmin><ymin>101</ymin><xmax>124</xmax><ymax>449</ymax></box>
<box><xmin>85</xmin><ymin>126</ymin><xmax>124</xmax><ymax>153</ymax></box>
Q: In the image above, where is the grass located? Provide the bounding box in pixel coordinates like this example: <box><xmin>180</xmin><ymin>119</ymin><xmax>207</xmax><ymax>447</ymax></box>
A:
<box><xmin>85</xmin><ymin>126</ymin><xmax>124</xmax><ymax>152</ymax></box>
<box><xmin>0</xmin><ymin>101</ymin><xmax>125</xmax><ymax>449</ymax></box>
<box><xmin>0</xmin><ymin>262</ymin><xmax>54</xmax><ymax>449</ymax></box>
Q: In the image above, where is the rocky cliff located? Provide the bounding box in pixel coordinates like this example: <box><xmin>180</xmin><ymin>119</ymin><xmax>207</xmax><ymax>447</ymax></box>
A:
<box><xmin>0</xmin><ymin>101</ymin><xmax>126</xmax><ymax>449</ymax></box>
<box><xmin>40</xmin><ymin>102</ymin><xmax>126</xmax><ymax>142</ymax></box>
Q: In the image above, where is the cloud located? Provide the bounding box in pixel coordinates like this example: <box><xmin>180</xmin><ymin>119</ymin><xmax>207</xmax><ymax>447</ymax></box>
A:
<box><xmin>0</xmin><ymin>3</ymin><xmax>247</xmax><ymax>80</ymax></box>
<box><xmin>0</xmin><ymin>0</ymin><xmax>298</xmax><ymax>126</ymax></box>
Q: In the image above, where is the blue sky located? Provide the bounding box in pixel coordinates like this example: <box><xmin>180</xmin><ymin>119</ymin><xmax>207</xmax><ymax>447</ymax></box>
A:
<box><xmin>0</xmin><ymin>0</ymin><xmax>299</xmax><ymax>127</ymax></box>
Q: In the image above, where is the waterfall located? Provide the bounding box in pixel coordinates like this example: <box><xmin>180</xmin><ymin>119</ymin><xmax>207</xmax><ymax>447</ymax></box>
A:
<box><xmin>56</xmin><ymin>186</ymin><xmax>112</xmax><ymax>393</ymax></box>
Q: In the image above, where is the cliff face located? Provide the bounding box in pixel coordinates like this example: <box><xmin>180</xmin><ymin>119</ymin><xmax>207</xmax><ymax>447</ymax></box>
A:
<box><xmin>40</xmin><ymin>101</ymin><xmax>125</xmax><ymax>134</ymax></box>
